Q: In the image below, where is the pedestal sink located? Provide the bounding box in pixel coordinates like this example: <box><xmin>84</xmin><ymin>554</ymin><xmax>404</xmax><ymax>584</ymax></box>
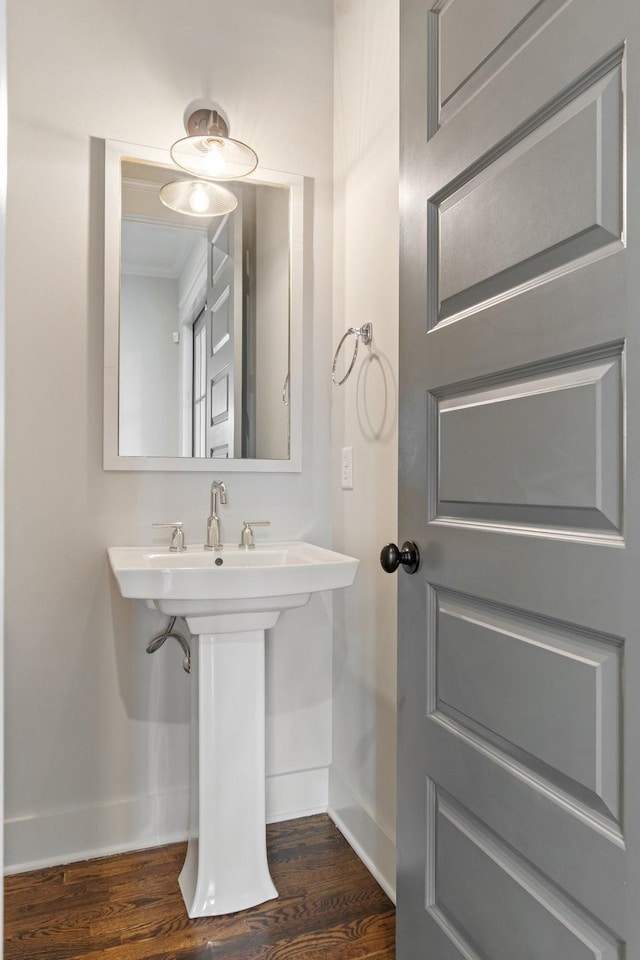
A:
<box><xmin>108</xmin><ymin>541</ymin><xmax>358</xmax><ymax>917</ymax></box>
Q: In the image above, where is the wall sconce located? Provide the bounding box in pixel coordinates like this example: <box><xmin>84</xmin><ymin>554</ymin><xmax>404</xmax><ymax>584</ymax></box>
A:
<box><xmin>159</xmin><ymin>106</ymin><xmax>258</xmax><ymax>218</ymax></box>
<box><xmin>171</xmin><ymin>108</ymin><xmax>258</xmax><ymax>181</ymax></box>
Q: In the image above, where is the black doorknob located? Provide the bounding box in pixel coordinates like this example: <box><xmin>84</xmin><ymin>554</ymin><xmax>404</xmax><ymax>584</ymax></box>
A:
<box><xmin>380</xmin><ymin>541</ymin><xmax>420</xmax><ymax>575</ymax></box>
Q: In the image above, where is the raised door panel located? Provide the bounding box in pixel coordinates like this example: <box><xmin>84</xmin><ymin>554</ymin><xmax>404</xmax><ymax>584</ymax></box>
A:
<box><xmin>436</xmin><ymin>591</ymin><xmax>622</xmax><ymax>821</ymax></box>
<box><xmin>435</xmin><ymin>349</ymin><xmax>623</xmax><ymax>534</ymax></box>
<box><xmin>433</xmin><ymin>0</ymin><xmax>576</xmax><ymax>129</ymax></box>
<box><xmin>438</xmin><ymin>0</ymin><xmax>538</xmax><ymax>104</ymax></box>
<box><xmin>431</xmin><ymin>56</ymin><xmax>623</xmax><ymax>324</ymax></box>
<box><xmin>431</xmin><ymin>794</ymin><xmax>622</xmax><ymax>959</ymax></box>
<box><xmin>210</xmin><ymin>284</ymin><xmax>231</xmax><ymax>355</ymax></box>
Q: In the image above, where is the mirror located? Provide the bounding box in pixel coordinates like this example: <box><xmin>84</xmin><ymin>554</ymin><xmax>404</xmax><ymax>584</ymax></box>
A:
<box><xmin>104</xmin><ymin>140</ymin><xmax>304</xmax><ymax>471</ymax></box>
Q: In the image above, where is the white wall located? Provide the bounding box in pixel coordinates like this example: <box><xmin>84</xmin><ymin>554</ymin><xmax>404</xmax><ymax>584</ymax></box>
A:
<box><xmin>119</xmin><ymin>274</ymin><xmax>180</xmax><ymax>457</ymax></box>
<box><xmin>5</xmin><ymin>0</ymin><xmax>334</xmax><ymax>871</ymax></box>
<box><xmin>256</xmin><ymin>186</ymin><xmax>290</xmax><ymax>460</ymax></box>
<box><xmin>0</xmin><ymin>0</ymin><xmax>6</xmax><ymax>942</ymax></box>
<box><xmin>330</xmin><ymin>0</ymin><xmax>399</xmax><ymax>900</ymax></box>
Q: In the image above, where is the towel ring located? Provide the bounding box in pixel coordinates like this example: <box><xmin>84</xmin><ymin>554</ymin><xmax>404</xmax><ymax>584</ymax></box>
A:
<box><xmin>332</xmin><ymin>322</ymin><xmax>373</xmax><ymax>386</ymax></box>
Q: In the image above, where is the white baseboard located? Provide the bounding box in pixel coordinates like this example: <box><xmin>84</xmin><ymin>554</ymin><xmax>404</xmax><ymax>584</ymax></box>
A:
<box><xmin>5</xmin><ymin>767</ymin><xmax>329</xmax><ymax>874</ymax></box>
<box><xmin>266</xmin><ymin>767</ymin><xmax>328</xmax><ymax>822</ymax></box>
<box><xmin>328</xmin><ymin>768</ymin><xmax>396</xmax><ymax>904</ymax></box>
<box><xmin>4</xmin><ymin>787</ymin><xmax>190</xmax><ymax>874</ymax></box>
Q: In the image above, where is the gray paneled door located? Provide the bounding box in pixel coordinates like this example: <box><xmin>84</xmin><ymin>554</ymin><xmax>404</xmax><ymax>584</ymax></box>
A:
<box><xmin>397</xmin><ymin>0</ymin><xmax>640</xmax><ymax>956</ymax></box>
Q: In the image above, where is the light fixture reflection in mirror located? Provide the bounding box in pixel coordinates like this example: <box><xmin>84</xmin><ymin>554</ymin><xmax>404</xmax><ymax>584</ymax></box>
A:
<box><xmin>159</xmin><ymin>179</ymin><xmax>238</xmax><ymax>217</ymax></box>
<box><xmin>103</xmin><ymin>140</ymin><xmax>305</xmax><ymax>472</ymax></box>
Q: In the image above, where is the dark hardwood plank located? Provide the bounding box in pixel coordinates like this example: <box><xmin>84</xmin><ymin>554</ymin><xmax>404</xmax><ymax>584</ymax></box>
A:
<box><xmin>5</xmin><ymin>814</ymin><xmax>395</xmax><ymax>960</ymax></box>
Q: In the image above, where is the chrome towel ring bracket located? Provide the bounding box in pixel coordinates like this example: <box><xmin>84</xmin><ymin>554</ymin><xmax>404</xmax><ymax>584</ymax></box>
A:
<box><xmin>332</xmin><ymin>322</ymin><xmax>373</xmax><ymax>386</ymax></box>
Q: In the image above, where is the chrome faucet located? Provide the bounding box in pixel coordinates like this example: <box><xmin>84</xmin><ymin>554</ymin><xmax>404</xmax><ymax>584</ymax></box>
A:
<box><xmin>204</xmin><ymin>480</ymin><xmax>227</xmax><ymax>551</ymax></box>
<box><xmin>152</xmin><ymin>522</ymin><xmax>186</xmax><ymax>553</ymax></box>
<box><xmin>239</xmin><ymin>520</ymin><xmax>271</xmax><ymax>548</ymax></box>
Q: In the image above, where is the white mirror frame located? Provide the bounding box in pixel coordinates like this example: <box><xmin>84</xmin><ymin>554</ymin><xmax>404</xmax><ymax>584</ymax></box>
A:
<box><xmin>103</xmin><ymin>139</ymin><xmax>304</xmax><ymax>472</ymax></box>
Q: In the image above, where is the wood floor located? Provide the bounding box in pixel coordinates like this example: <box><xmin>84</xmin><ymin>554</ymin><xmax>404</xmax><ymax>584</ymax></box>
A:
<box><xmin>4</xmin><ymin>815</ymin><xmax>395</xmax><ymax>960</ymax></box>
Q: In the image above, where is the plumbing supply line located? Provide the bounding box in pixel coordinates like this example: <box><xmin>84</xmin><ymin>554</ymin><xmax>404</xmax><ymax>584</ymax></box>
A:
<box><xmin>146</xmin><ymin>616</ymin><xmax>191</xmax><ymax>673</ymax></box>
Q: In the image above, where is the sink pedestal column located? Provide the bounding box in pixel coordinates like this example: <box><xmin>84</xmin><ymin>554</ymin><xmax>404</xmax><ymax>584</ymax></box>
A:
<box><xmin>179</xmin><ymin>612</ymin><xmax>280</xmax><ymax>917</ymax></box>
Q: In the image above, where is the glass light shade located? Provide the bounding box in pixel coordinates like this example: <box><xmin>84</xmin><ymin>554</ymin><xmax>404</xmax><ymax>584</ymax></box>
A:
<box><xmin>159</xmin><ymin>180</ymin><xmax>238</xmax><ymax>218</ymax></box>
<box><xmin>170</xmin><ymin>135</ymin><xmax>258</xmax><ymax>181</ymax></box>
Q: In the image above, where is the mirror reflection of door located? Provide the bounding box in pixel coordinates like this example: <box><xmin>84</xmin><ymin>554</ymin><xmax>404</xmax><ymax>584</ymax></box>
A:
<box><xmin>205</xmin><ymin>209</ymin><xmax>243</xmax><ymax>459</ymax></box>
<box><xmin>192</xmin><ymin>307</ymin><xmax>207</xmax><ymax>457</ymax></box>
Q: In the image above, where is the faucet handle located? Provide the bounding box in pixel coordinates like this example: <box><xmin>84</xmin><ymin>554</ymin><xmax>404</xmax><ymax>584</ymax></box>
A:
<box><xmin>239</xmin><ymin>521</ymin><xmax>270</xmax><ymax>549</ymax></box>
<box><xmin>152</xmin><ymin>522</ymin><xmax>186</xmax><ymax>553</ymax></box>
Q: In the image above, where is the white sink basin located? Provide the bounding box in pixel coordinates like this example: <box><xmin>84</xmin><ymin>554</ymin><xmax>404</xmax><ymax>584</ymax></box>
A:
<box><xmin>108</xmin><ymin>540</ymin><xmax>358</xmax><ymax>625</ymax></box>
<box><xmin>107</xmin><ymin>537</ymin><xmax>358</xmax><ymax>918</ymax></box>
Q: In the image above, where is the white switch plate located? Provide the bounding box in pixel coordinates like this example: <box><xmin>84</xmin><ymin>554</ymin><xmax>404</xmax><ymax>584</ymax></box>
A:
<box><xmin>341</xmin><ymin>446</ymin><xmax>353</xmax><ymax>489</ymax></box>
